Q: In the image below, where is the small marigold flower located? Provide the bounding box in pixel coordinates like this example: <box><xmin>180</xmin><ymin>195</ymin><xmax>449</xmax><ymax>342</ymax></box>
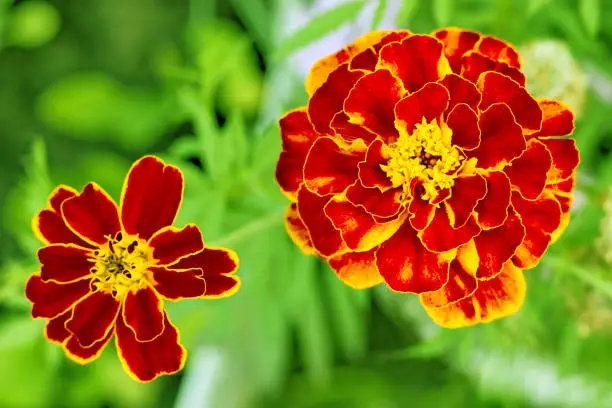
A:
<box><xmin>276</xmin><ymin>28</ymin><xmax>579</xmax><ymax>328</ymax></box>
<box><xmin>25</xmin><ymin>156</ymin><xmax>240</xmax><ymax>382</ymax></box>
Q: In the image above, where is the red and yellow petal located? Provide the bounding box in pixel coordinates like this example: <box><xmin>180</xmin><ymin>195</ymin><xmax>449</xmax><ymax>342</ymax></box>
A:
<box><xmin>343</xmin><ymin>69</ymin><xmax>406</xmax><ymax>141</ymax></box>
<box><xmin>66</xmin><ymin>291</ymin><xmax>120</xmax><ymax>347</ymax></box>
<box><xmin>420</xmin><ymin>259</ymin><xmax>478</xmax><ymax>308</ymax></box>
<box><xmin>303</xmin><ymin>137</ymin><xmax>367</xmax><ymax>196</ymax></box>
<box><xmin>478</xmin><ymin>72</ymin><xmax>542</xmax><ymax>131</ymax></box>
<box><xmin>200</xmin><ymin>273</ymin><xmax>241</xmax><ymax>299</ymax></box>
<box><xmin>276</xmin><ymin>108</ymin><xmax>320</xmax><ymax>199</ymax></box>
<box><xmin>345</xmin><ymin>181</ymin><xmax>403</xmax><ymax>219</ymax></box>
<box><xmin>120</xmin><ymin>156</ymin><xmax>184</xmax><ymax>241</ymax></box>
<box><xmin>504</xmin><ymin>139</ymin><xmax>552</xmax><ymax>200</ymax></box>
<box><xmin>476</xmin><ymin>36</ymin><xmax>521</xmax><ymax>68</ymax></box>
<box><xmin>540</xmin><ymin>138</ymin><xmax>579</xmax><ymax>182</ymax></box>
<box><xmin>433</xmin><ymin>28</ymin><xmax>481</xmax><ymax>73</ymax></box>
<box><xmin>151</xmin><ymin>267</ymin><xmax>206</xmax><ymax>300</ymax></box>
<box><xmin>148</xmin><ymin>224</ymin><xmax>204</xmax><ymax>266</ymax></box>
<box><xmin>470</xmin><ymin>103</ymin><xmax>526</xmax><ymax>169</ymax></box>
<box><xmin>462</xmin><ymin>52</ymin><xmax>525</xmax><ymax>86</ymax></box>
<box><xmin>329</xmin><ymin>248</ymin><xmax>383</xmax><ymax>289</ymax></box>
<box><xmin>169</xmin><ymin>246</ymin><xmax>239</xmax><ymax>275</ymax></box>
<box><xmin>331</xmin><ymin>112</ymin><xmax>378</xmax><ymax>144</ymax></box>
<box><xmin>420</xmin><ymin>207</ymin><xmax>480</xmax><ymax>253</ymax></box>
<box><xmin>422</xmin><ymin>261</ymin><xmax>525</xmax><ymax>328</ymax></box>
<box><xmin>115</xmin><ymin>311</ymin><xmax>186</xmax><ymax>383</ymax></box>
<box><xmin>25</xmin><ymin>274</ymin><xmax>91</xmax><ymax>319</ymax></box>
<box><xmin>38</xmin><ymin>244</ymin><xmax>94</xmax><ymax>283</ymax></box>
<box><xmin>528</xmin><ymin>99</ymin><xmax>575</xmax><ymax>138</ymax></box>
<box><xmin>444</xmin><ymin>174</ymin><xmax>487</xmax><ymax>228</ymax></box>
<box><xmin>123</xmin><ymin>286</ymin><xmax>165</xmax><ymax>342</ymax></box>
<box><xmin>376</xmin><ymin>223</ymin><xmax>454</xmax><ymax>293</ymax></box>
<box><xmin>378</xmin><ymin>34</ymin><xmax>452</xmax><ymax>93</ymax></box>
<box><xmin>64</xmin><ymin>330</ymin><xmax>113</xmax><ymax>365</ymax></box>
<box><xmin>309</xmin><ymin>64</ymin><xmax>365</xmax><ymax>134</ymax></box>
<box><xmin>394</xmin><ymin>82</ymin><xmax>450</xmax><ymax>136</ymax></box>
<box><xmin>350</xmin><ymin>31</ymin><xmax>412</xmax><ymax>71</ymax></box>
<box><xmin>357</xmin><ymin>139</ymin><xmax>393</xmax><ymax>190</ymax></box>
<box><xmin>45</xmin><ymin>310</ymin><xmax>71</xmax><ymax>344</ymax></box>
<box><xmin>447</xmin><ymin>103</ymin><xmax>480</xmax><ymax>150</ymax></box>
<box><xmin>283</xmin><ymin>203</ymin><xmax>316</xmax><ymax>255</ymax></box>
<box><xmin>475</xmin><ymin>171</ymin><xmax>511</xmax><ymax>229</ymax></box>
<box><xmin>439</xmin><ymin>73</ymin><xmax>481</xmax><ymax>112</ymax></box>
<box><xmin>61</xmin><ymin>183</ymin><xmax>121</xmax><ymax>246</ymax></box>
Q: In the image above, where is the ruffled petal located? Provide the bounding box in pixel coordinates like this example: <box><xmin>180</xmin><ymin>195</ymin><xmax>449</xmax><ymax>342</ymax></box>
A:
<box><xmin>462</xmin><ymin>52</ymin><xmax>525</xmax><ymax>86</ymax></box>
<box><xmin>420</xmin><ymin>259</ymin><xmax>477</xmax><ymax>308</ymax></box>
<box><xmin>444</xmin><ymin>175</ymin><xmax>487</xmax><ymax>228</ymax></box>
<box><xmin>328</xmin><ymin>248</ymin><xmax>383</xmax><ymax>289</ymax></box>
<box><xmin>474</xmin><ymin>208</ymin><xmax>525</xmax><ymax>279</ymax></box>
<box><xmin>478</xmin><ymin>72</ymin><xmax>542</xmax><ymax>131</ymax></box>
<box><xmin>115</xmin><ymin>311</ymin><xmax>186</xmax><ymax>383</ymax></box>
<box><xmin>151</xmin><ymin>267</ymin><xmax>206</xmax><ymax>300</ymax></box>
<box><xmin>123</xmin><ymin>286</ymin><xmax>165</xmax><ymax>342</ymax></box>
<box><xmin>439</xmin><ymin>73</ymin><xmax>481</xmax><ymax>112</ymax></box>
<box><xmin>297</xmin><ymin>187</ymin><xmax>347</xmax><ymax>257</ymax></box>
<box><xmin>169</xmin><ymin>247</ymin><xmax>239</xmax><ymax>275</ymax></box>
<box><xmin>350</xmin><ymin>31</ymin><xmax>412</xmax><ymax>70</ymax></box>
<box><xmin>476</xmin><ymin>36</ymin><xmax>521</xmax><ymax>68</ymax></box>
<box><xmin>66</xmin><ymin>291</ymin><xmax>120</xmax><ymax>347</ymax></box>
<box><xmin>303</xmin><ymin>137</ymin><xmax>366</xmax><ymax>196</ymax></box>
<box><xmin>422</xmin><ymin>262</ymin><xmax>525</xmax><ymax>328</ymax></box>
<box><xmin>470</xmin><ymin>103</ymin><xmax>526</xmax><ymax>169</ymax></box>
<box><xmin>357</xmin><ymin>139</ymin><xmax>393</xmax><ymax>190</ymax></box>
<box><xmin>540</xmin><ymin>138</ymin><xmax>579</xmax><ymax>182</ymax></box>
<box><xmin>148</xmin><ymin>224</ymin><xmax>204</xmax><ymax>266</ymax></box>
<box><xmin>407</xmin><ymin>182</ymin><xmax>437</xmax><ymax>230</ymax></box>
<box><xmin>283</xmin><ymin>203</ymin><xmax>316</xmax><ymax>255</ymax></box>
<box><xmin>343</xmin><ymin>69</ymin><xmax>405</xmax><ymax>141</ymax></box>
<box><xmin>394</xmin><ymin>82</ymin><xmax>450</xmax><ymax>136</ymax></box>
<box><xmin>38</xmin><ymin>244</ymin><xmax>94</xmax><ymax>283</ymax></box>
<box><xmin>276</xmin><ymin>108</ymin><xmax>320</xmax><ymax>199</ymax></box>
<box><xmin>433</xmin><ymin>28</ymin><xmax>481</xmax><ymax>73</ymax></box>
<box><xmin>447</xmin><ymin>103</ymin><xmax>480</xmax><ymax>150</ymax></box>
<box><xmin>64</xmin><ymin>330</ymin><xmax>113</xmax><ymax>365</ymax></box>
<box><xmin>26</xmin><ymin>274</ymin><xmax>91</xmax><ymax>319</ymax></box>
<box><xmin>45</xmin><ymin>310</ymin><xmax>71</xmax><ymax>344</ymax></box>
<box><xmin>474</xmin><ymin>171</ymin><xmax>511</xmax><ymax>229</ymax></box>
<box><xmin>331</xmin><ymin>112</ymin><xmax>377</xmax><ymax>144</ymax></box>
<box><xmin>61</xmin><ymin>183</ymin><xmax>121</xmax><ymax>246</ymax></box>
<box><xmin>378</xmin><ymin>34</ymin><xmax>452</xmax><ymax>93</ymax></box>
<box><xmin>528</xmin><ymin>99</ymin><xmax>575</xmax><ymax>138</ymax></box>
<box><xmin>504</xmin><ymin>139</ymin><xmax>552</xmax><ymax>200</ymax></box>
<box><xmin>120</xmin><ymin>156</ymin><xmax>184</xmax><ymax>241</ymax></box>
<box><xmin>345</xmin><ymin>181</ymin><xmax>403</xmax><ymax>219</ymax></box>
<box><xmin>420</xmin><ymin>207</ymin><xmax>481</xmax><ymax>253</ymax></box>
<box><xmin>376</xmin><ymin>223</ymin><xmax>453</xmax><ymax>293</ymax></box>
<box><xmin>309</xmin><ymin>64</ymin><xmax>365</xmax><ymax>134</ymax></box>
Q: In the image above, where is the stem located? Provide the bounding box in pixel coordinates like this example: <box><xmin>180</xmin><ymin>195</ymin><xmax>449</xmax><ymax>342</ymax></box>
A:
<box><xmin>211</xmin><ymin>208</ymin><xmax>286</xmax><ymax>248</ymax></box>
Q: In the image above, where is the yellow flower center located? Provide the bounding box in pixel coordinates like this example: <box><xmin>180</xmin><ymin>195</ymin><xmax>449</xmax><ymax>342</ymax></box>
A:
<box><xmin>90</xmin><ymin>232</ymin><xmax>153</xmax><ymax>299</ymax></box>
<box><xmin>381</xmin><ymin>118</ymin><xmax>463</xmax><ymax>202</ymax></box>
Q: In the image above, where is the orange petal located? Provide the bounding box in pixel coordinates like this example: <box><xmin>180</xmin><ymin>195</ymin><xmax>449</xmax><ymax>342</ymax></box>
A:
<box><xmin>350</xmin><ymin>31</ymin><xmax>412</xmax><ymax>70</ymax></box>
<box><xmin>329</xmin><ymin>248</ymin><xmax>383</xmax><ymax>289</ymax></box>
<box><xmin>420</xmin><ymin>259</ymin><xmax>478</xmax><ymax>308</ymax></box>
<box><xmin>540</xmin><ymin>138</ymin><xmax>580</xmax><ymax>182</ymax></box>
<box><xmin>476</xmin><ymin>36</ymin><xmax>521</xmax><ymax>68</ymax></box>
<box><xmin>528</xmin><ymin>99</ymin><xmax>575</xmax><ymax>138</ymax></box>
<box><xmin>504</xmin><ymin>139</ymin><xmax>552</xmax><ymax>200</ymax></box>
<box><xmin>284</xmin><ymin>203</ymin><xmax>316</xmax><ymax>255</ymax></box>
<box><xmin>433</xmin><ymin>28</ymin><xmax>481</xmax><ymax>73</ymax></box>
<box><xmin>331</xmin><ymin>111</ymin><xmax>377</xmax><ymax>144</ymax></box>
<box><xmin>474</xmin><ymin>171</ymin><xmax>511</xmax><ymax>229</ymax></box>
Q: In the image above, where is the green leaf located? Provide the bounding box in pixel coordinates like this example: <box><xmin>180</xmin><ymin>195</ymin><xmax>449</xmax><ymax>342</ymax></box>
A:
<box><xmin>396</xmin><ymin>0</ymin><xmax>420</xmax><ymax>26</ymax></box>
<box><xmin>371</xmin><ymin>0</ymin><xmax>387</xmax><ymax>30</ymax></box>
<box><xmin>229</xmin><ymin>0</ymin><xmax>270</xmax><ymax>52</ymax></box>
<box><xmin>527</xmin><ymin>0</ymin><xmax>551</xmax><ymax>17</ymax></box>
<box><xmin>432</xmin><ymin>0</ymin><xmax>452</xmax><ymax>27</ymax></box>
<box><xmin>579</xmin><ymin>0</ymin><xmax>600</xmax><ymax>37</ymax></box>
<box><xmin>273</xmin><ymin>0</ymin><xmax>367</xmax><ymax>60</ymax></box>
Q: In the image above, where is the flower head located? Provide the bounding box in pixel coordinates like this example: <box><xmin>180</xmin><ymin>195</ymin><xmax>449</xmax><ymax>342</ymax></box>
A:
<box><xmin>276</xmin><ymin>28</ymin><xmax>579</xmax><ymax>328</ymax></box>
<box><xmin>26</xmin><ymin>156</ymin><xmax>240</xmax><ymax>382</ymax></box>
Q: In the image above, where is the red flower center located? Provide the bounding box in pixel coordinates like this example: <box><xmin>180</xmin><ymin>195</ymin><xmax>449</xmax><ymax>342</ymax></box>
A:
<box><xmin>90</xmin><ymin>232</ymin><xmax>152</xmax><ymax>298</ymax></box>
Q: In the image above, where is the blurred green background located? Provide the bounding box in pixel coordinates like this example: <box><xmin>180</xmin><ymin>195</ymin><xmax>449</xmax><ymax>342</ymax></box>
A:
<box><xmin>1</xmin><ymin>0</ymin><xmax>612</xmax><ymax>406</ymax></box>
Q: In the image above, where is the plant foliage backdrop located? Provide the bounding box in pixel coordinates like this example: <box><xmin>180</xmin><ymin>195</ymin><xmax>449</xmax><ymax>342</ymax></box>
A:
<box><xmin>0</xmin><ymin>0</ymin><xmax>611</xmax><ymax>407</ymax></box>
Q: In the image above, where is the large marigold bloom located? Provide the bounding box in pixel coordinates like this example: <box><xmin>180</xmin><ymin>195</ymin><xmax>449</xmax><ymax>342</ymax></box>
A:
<box><xmin>25</xmin><ymin>156</ymin><xmax>240</xmax><ymax>382</ymax></box>
<box><xmin>276</xmin><ymin>28</ymin><xmax>579</xmax><ymax>328</ymax></box>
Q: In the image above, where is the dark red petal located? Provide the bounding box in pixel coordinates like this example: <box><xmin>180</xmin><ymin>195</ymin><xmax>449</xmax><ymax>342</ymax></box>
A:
<box><xmin>439</xmin><ymin>73</ymin><xmax>481</xmax><ymax>112</ymax></box>
<box><xmin>477</xmin><ymin>36</ymin><xmax>521</xmax><ymax>68</ymax></box>
<box><xmin>170</xmin><ymin>246</ymin><xmax>239</xmax><ymax>274</ymax></box>
<box><xmin>358</xmin><ymin>139</ymin><xmax>393</xmax><ymax>190</ymax></box>
<box><xmin>64</xmin><ymin>330</ymin><xmax>112</xmax><ymax>364</ymax></box>
<box><xmin>343</xmin><ymin>69</ymin><xmax>405</xmax><ymax>141</ymax></box>
<box><xmin>61</xmin><ymin>183</ymin><xmax>121</xmax><ymax>246</ymax></box>
<box><xmin>540</xmin><ymin>138</ymin><xmax>580</xmax><ymax>182</ymax></box>
<box><xmin>66</xmin><ymin>291</ymin><xmax>120</xmax><ymax>347</ymax></box>
<box><xmin>123</xmin><ymin>286</ymin><xmax>165</xmax><ymax>342</ymax></box>
<box><xmin>470</xmin><ymin>103</ymin><xmax>526</xmax><ymax>169</ymax></box>
<box><xmin>475</xmin><ymin>171</ymin><xmax>511</xmax><ymax>229</ymax></box>
<box><xmin>331</xmin><ymin>112</ymin><xmax>377</xmax><ymax>144</ymax></box>
<box><xmin>120</xmin><ymin>156</ymin><xmax>183</xmax><ymax>241</ymax></box>
<box><xmin>420</xmin><ymin>259</ymin><xmax>477</xmax><ymax>308</ymax></box>
<box><xmin>50</xmin><ymin>186</ymin><xmax>77</xmax><ymax>212</ymax></box>
<box><xmin>325</xmin><ymin>196</ymin><xmax>403</xmax><ymax>251</ymax></box>
<box><xmin>433</xmin><ymin>28</ymin><xmax>481</xmax><ymax>73</ymax></box>
<box><xmin>346</xmin><ymin>181</ymin><xmax>403</xmax><ymax>219</ymax></box>
<box><xmin>462</xmin><ymin>52</ymin><xmax>525</xmax><ymax>86</ymax></box>
<box><xmin>478</xmin><ymin>72</ymin><xmax>542</xmax><ymax>131</ymax></box>
<box><xmin>379</xmin><ymin>34</ymin><xmax>451</xmax><ymax>93</ymax></box>
<box><xmin>297</xmin><ymin>187</ymin><xmax>346</xmax><ymax>257</ymax></box>
<box><xmin>151</xmin><ymin>266</ymin><xmax>206</xmax><ymax>300</ymax></box>
<box><xmin>26</xmin><ymin>274</ymin><xmax>91</xmax><ymax>318</ymax></box>
<box><xmin>447</xmin><ymin>103</ymin><xmax>480</xmax><ymax>150</ymax></box>
<box><xmin>283</xmin><ymin>203</ymin><xmax>316</xmax><ymax>255</ymax></box>
<box><xmin>39</xmin><ymin>245</ymin><xmax>94</xmax><ymax>283</ymax></box>
<box><xmin>475</xmin><ymin>208</ymin><xmax>525</xmax><ymax>279</ymax></box>
<box><xmin>45</xmin><ymin>310</ymin><xmax>71</xmax><ymax>344</ymax></box>
<box><xmin>308</xmin><ymin>64</ymin><xmax>365</xmax><ymax>134</ymax></box>
<box><xmin>407</xmin><ymin>183</ymin><xmax>436</xmax><ymax>231</ymax></box>
<box><xmin>420</xmin><ymin>207</ymin><xmax>480</xmax><ymax>253</ymax></box>
<box><xmin>200</xmin><ymin>273</ymin><xmax>240</xmax><ymax>298</ymax></box>
<box><xmin>115</xmin><ymin>311</ymin><xmax>186</xmax><ymax>382</ymax></box>
<box><xmin>423</xmin><ymin>262</ymin><xmax>525</xmax><ymax>328</ymax></box>
<box><xmin>149</xmin><ymin>224</ymin><xmax>204</xmax><ymax>266</ymax></box>
<box><xmin>303</xmin><ymin>137</ymin><xmax>366</xmax><ymax>196</ymax></box>
<box><xmin>376</xmin><ymin>223</ymin><xmax>452</xmax><ymax>293</ymax></box>
<box><xmin>528</xmin><ymin>99</ymin><xmax>575</xmax><ymax>138</ymax></box>
<box><xmin>445</xmin><ymin>175</ymin><xmax>487</xmax><ymax>228</ymax></box>
<box><xmin>276</xmin><ymin>108</ymin><xmax>320</xmax><ymax>199</ymax></box>
<box><xmin>394</xmin><ymin>82</ymin><xmax>450</xmax><ymax>136</ymax></box>
<box><xmin>328</xmin><ymin>248</ymin><xmax>383</xmax><ymax>289</ymax></box>
<box><xmin>505</xmin><ymin>139</ymin><xmax>552</xmax><ymax>200</ymax></box>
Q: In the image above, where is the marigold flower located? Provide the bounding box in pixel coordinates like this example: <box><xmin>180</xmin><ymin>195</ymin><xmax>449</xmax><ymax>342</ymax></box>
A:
<box><xmin>25</xmin><ymin>156</ymin><xmax>240</xmax><ymax>382</ymax></box>
<box><xmin>276</xmin><ymin>28</ymin><xmax>579</xmax><ymax>328</ymax></box>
